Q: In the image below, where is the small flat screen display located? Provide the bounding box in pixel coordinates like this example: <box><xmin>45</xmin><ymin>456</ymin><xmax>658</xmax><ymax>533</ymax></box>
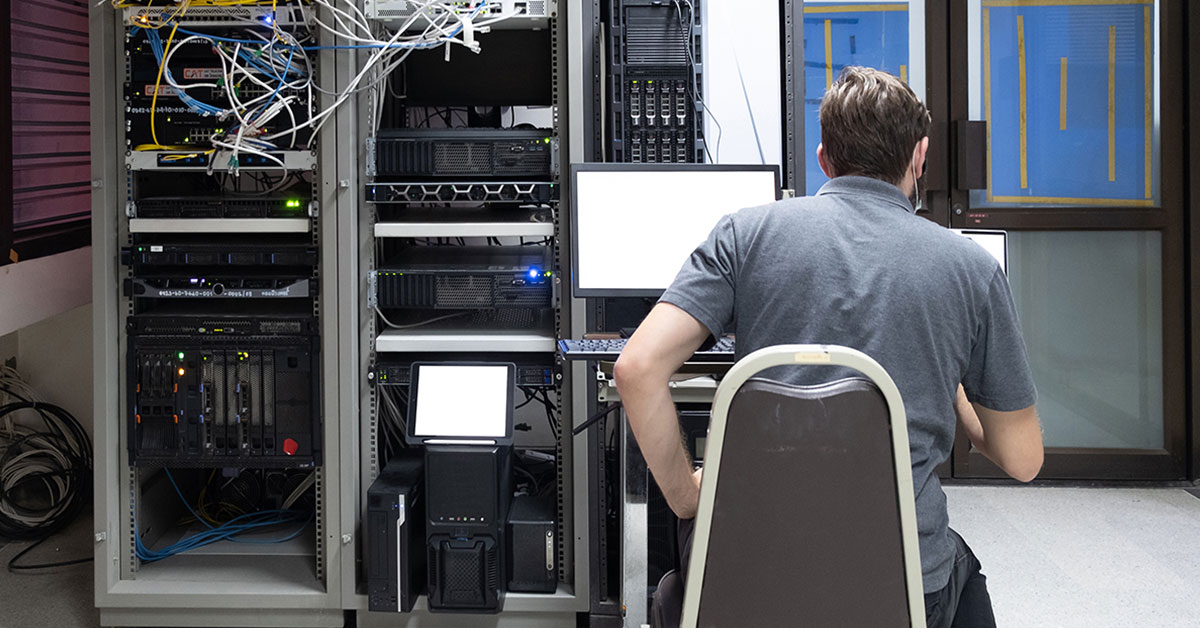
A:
<box><xmin>412</xmin><ymin>364</ymin><xmax>512</xmax><ymax>439</ymax></box>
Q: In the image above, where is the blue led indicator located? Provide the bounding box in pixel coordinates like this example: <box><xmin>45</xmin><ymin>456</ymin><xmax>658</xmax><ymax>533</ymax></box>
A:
<box><xmin>529</xmin><ymin>269</ymin><xmax>539</xmax><ymax>279</ymax></box>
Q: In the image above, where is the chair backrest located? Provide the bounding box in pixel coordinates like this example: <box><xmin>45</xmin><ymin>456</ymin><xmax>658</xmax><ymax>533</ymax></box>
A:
<box><xmin>681</xmin><ymin>345</ymin><xmax>926</xmax><ymax>628</ymax></box>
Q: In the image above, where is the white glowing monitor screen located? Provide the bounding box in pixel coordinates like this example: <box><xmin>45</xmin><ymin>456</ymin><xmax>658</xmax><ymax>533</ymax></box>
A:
<box><xmin>412</xmin><ymin>364</ymin><xmax>511</xmax><ymax>438</ymax></box>
<box><xmin>953</xmin><ymin>229</ymin><xmax>1008</xmax><ymax>274</ymax></box>
<box><xmin>573</xmin><ymin>167</ymin><xmax>778</xmax><ymax>296</ymax></box>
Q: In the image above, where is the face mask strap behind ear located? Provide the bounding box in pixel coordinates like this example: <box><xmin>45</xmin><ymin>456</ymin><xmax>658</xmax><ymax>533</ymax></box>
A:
<box><xmin>910</xmin><ymin>160</ymin><xmax>923</xmax><ymax>212</ymax></box>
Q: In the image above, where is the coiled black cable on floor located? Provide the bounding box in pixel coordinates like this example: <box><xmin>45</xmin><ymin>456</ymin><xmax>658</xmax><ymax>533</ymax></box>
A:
<box><xmin>0</xmin><ymin>399</ymin><xmax>94</xmax><ymax>572</ymax></box>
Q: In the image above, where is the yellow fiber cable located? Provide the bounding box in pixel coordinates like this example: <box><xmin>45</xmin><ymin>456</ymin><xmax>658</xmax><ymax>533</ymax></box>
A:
<box><xmin>148</xmin><ymin>22</ymin><xmax>180</xmax><ymax>149</ymax></box>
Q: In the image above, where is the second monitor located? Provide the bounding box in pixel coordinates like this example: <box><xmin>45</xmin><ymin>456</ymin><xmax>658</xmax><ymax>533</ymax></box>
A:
<box><xmin>570</xmin><ymin>163</ymin><xmax>780</xmax><ymax>298</ymax></box>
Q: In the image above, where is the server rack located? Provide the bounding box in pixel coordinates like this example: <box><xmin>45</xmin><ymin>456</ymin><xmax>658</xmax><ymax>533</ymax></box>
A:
<box><xmin>92</xmin><ymin>4</ymin><xmax>344</xmax><ymax>626</ymax></box>
<box><xmin>91</xmin><ymin>2</ymin><xmax>601</xmax><ymax>626</ymax></box>
<box><xmin>348</xmin><ymin>2</ymin><xmax>592</xmax><ymax>624</ymax></box>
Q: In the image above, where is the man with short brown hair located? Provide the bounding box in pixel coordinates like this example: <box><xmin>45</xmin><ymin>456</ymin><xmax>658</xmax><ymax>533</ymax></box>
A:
<box><xmin>615</xmin><ymin>66</ymin><xmax>1043</xmax><ymax>627</ymax></box>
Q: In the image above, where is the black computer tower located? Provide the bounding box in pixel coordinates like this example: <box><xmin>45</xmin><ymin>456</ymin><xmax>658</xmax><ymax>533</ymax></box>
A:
<box><xmin>607</xmin><ymin>0</ymin><xmax>705</xmax><ymax>163</ymax></box>
<box><xmin>424</xmin><ymin>445</ymin><xmax>512</xmax><ymax>613</ymax></box>
<box><xmin>507</xmin><ymin>494</ymin><xmax>558</xmax><ymax>593</ymax></box>
<box><xmin>366</xmin><ymin>453</ymin><xmax>425</xmax><ymax>613</ymax></box>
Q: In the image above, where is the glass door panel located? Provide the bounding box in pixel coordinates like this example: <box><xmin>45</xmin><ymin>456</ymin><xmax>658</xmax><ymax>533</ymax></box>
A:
<box><xmin>966</xmin><ymin>0</ymin><xmax>1160</xmax><ymax>208</ymax></box>
<box><xmin>802</xmin><ymin>1</ymin><xmax>927</xmax><ymax>195</ymax></box>
<box><xmin>1008</xmin><ymin>231</ymin><xmax>1163</xmax><ymax>449</ymax></box>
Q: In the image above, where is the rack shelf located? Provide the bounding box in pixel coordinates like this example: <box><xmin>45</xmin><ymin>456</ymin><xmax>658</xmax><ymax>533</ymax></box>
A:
<box><xmin>374</xmin><ymin>221</ymin><xmax>555</xmax><ymax>238</ymax></box>
<box><xmin>126</xmin><ymin>150</ymin><xmax>316</xmax><ymax>172</ymax></box>
<box><xmin>375</xmin><ymin>329</ymin><xmax>557</xmax><ymax>353</ymax></box>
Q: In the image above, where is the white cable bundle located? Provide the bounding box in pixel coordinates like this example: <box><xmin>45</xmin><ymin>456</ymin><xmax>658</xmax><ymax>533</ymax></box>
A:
<box><xmin>0</xmin><ymin>367</ymin><xmax>92</xmax><ymax>541</ymax></box>
<box><xmin>125</xmin><ymin>1</ymin><xmax>520</xmax><ymax>172</ymax></box>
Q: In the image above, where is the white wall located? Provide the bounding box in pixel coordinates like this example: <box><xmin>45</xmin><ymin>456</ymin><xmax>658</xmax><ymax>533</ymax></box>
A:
<box><xmin>0</xmin><ymin>246</ymin><xmax>95</xmax><ymax>435</ymax></box>
<box><xmin>0</xmin><ymin>247</ymin><xmax>92</xmax><ymax>338</ymax></box>
<box><xmin>703</xmin><ymin>0</ymin><xmax>783</xmax><ymax>167</ymax></box>
<box><xmin>0</xmin><ymin>302</ymin><xmax>94</xmax><ymax>437</ymax></box>
<box><xmin>14</xmin><ymin>304</ymin><xmax>94</xmax><ymax>437</ymax></box>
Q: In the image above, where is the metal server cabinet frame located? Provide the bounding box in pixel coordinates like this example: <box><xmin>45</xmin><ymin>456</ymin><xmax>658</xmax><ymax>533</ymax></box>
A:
<box><xmin>345</xmin><ymin>2</ymin><xmax>590</xmax><ymax>626</ymax></box>
<box><xmin>582</xmin><ymin>4</ymin><xmax>805</xmax><ymax>626</ymax></box>
<box><xmin>91</xmin><ymin>5</ymin><xmax>345</xmax><ymax>626</ymax></box>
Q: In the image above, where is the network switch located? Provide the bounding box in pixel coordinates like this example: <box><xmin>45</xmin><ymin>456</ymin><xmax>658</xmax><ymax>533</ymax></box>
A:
<box><xmin>376</xmin><ymin>356</ymin><xmax>557</xmax><ymax>389</ymax></box>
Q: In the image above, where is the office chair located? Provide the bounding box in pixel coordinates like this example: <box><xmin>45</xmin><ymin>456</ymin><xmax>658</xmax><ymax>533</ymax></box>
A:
<box><xmin>662</xmin><ymin>345</ymin><xmax>926</xmax><ymax>628</ymax></box>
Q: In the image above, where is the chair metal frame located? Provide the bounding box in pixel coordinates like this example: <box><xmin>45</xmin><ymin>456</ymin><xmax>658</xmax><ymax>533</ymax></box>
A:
<box><xmin>679</xmin><ymin>344</ymin><xmax>927</xmax><ymax>628</ymax></box>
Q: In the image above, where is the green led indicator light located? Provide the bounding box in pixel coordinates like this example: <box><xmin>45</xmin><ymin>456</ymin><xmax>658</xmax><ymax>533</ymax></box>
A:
<box><xmin>285</xmin><ymin>199</ymin><xmax>302</xmax><ymax>208</ymax></box>
<box><xmin>177</xmin><ymin>352</ymin><xmax>185</xmax><ymax>360</ymax></box>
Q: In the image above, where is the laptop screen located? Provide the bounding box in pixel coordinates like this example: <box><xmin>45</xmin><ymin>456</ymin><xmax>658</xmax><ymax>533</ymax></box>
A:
<box><xmin>952</xmin><ymin>229</ymin><xmax>1007</xmax><ymax>274</ymax></box>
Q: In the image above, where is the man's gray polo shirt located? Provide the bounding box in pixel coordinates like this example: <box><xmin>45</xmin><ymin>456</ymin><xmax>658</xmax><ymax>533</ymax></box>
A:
<box><xmin>661</xmin><ymin>175</ymin><xmax>1037</xmax><ymax>593</ymax></box>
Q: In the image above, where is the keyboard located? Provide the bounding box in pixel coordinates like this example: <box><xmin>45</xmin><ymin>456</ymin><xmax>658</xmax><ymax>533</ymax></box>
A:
<box><xmin>558</xmin><ymin>336</ymin><xmax>735</xmax><ymax>362</ymax></box>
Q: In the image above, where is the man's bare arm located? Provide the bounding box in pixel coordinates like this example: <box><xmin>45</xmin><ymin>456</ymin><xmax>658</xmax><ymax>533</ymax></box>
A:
<box><xmin>613</xmin><ymin>303</ymin><xmax>711</xmax><ymax>519</ymax></box>
<box><xmin>955</xmin><ymin>385</ymin><xmax>1043</xmax><ymax>482</ymax></box>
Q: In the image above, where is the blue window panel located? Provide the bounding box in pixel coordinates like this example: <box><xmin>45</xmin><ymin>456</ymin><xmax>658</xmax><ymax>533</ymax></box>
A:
<box><xmin>985</xmin><ymin>3</ymin><xmax>1152</xmax><ymax>204</ymax></box>
<box><xmin>803</xmin><ymin>4</ymin><xmax>909</xmax><ymax>196</ymax></box>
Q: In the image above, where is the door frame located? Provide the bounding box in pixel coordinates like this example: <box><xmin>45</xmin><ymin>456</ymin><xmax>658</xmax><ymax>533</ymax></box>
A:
<box><xmin>942</xmin><ymin>0</ymin><xmax>1189</xmax><ymax>480</ymax></box>
<box><xmin>1188</xmin><ymin>2</ymin><xmax>1199</xmax><ymax>481</ymax></box>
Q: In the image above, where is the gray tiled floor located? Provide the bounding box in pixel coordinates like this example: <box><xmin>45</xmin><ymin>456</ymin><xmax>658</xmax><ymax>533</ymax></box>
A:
<box><xmin>3</xmin><ymin>488</ymin><xmax>1200</xmax><ymax>627</ymax></box>
<box><xmin>946</xmin><ymin>486</ymin><xmax>1200</xmax><ymax>628</ymax></box>
<box><xmin>0</xmin><ymin>510</ymin><xmax>99</xmax><ymax>628</ymax></box>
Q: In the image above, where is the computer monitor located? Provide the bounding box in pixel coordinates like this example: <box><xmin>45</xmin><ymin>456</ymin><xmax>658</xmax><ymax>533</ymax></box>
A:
<box><xmin>406</xmin><ymin>362</ymin><xmax>515</xmax><ymax>446</ymax></box>
<box><xmin>952</xmin><ymin>229</ymin><xmax>1008</xmax><ymax>274</ymax></box>
<box><xmin>570</xmin><ymin>163</ymin><xmax>781</xmax><ymax>298</ymax></box>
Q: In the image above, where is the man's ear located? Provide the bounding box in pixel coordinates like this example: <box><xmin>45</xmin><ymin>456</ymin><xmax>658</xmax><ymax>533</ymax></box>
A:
<box><xmin>817</xmin><ymin>143</ymin><xmax>836</xmax><ymax>179</ymax></box>
<box><xmin>913</xmin><ymin>137</ymin><xmax>930</xmax><ymax>179</ymax></box>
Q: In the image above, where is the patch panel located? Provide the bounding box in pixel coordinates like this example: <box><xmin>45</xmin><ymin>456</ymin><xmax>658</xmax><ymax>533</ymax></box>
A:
<box><xmin>123</xmin><ymin>5</ymin><xmax>311</xmax><ymax>28</ymax></box>
<box><xmin>124</xmin><ymin>27</ymin><xmax>315</xmax><ymax>150</ymax></box>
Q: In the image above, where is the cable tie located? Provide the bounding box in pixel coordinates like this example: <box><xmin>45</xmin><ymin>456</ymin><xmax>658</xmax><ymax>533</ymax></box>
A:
<box><xmin>461</xmin><ymin>15</ymin><xmax>475</xmax><ymax>49</ymax></box>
